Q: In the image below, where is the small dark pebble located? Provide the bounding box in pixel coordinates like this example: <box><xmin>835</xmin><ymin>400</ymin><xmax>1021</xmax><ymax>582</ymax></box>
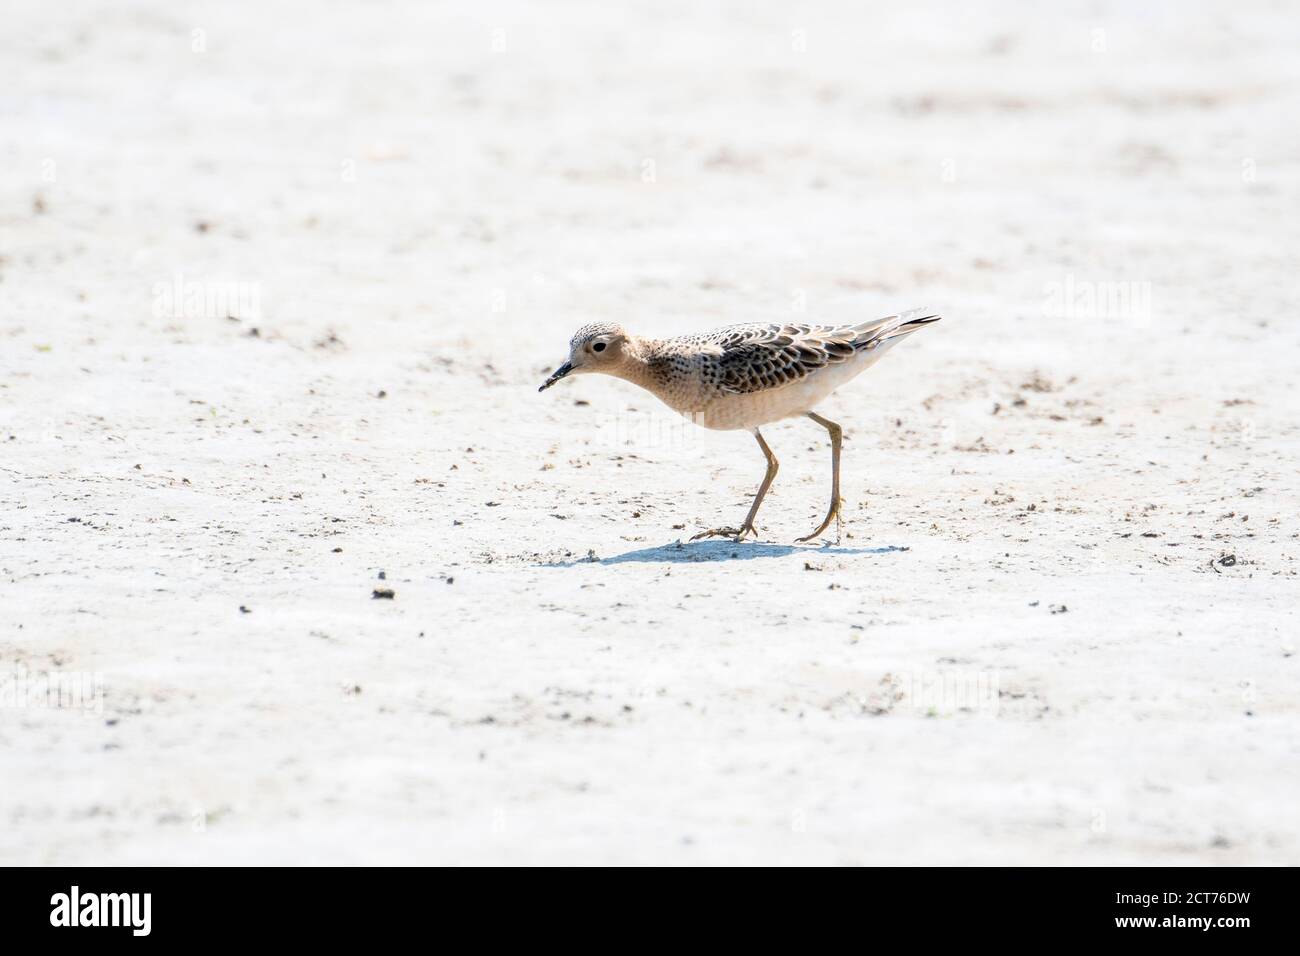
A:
<box><xmin>372</xmin><ymin>588</ymin><xmax>395</xmax><ymax>600</ymax></box>
<box><xmin>239</xmin><ymin>605</ymin><xmax>251</xmax><ymax>614</ymax></box>
<box><xmin>377</xmin><ymin>570</ymin><xmax>386</xmax><ymax>580</ymax></box>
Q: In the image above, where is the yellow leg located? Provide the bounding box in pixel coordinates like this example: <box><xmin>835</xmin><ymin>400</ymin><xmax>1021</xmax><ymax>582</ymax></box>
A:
<box><xmin>796</xmin><ymin>412</ymin><xmax>842</xmax><ymax>543</ymax></box>
<box><xmin>692</xmin><ymin>429</ymin><xmax>779</xmax><ymax>542</ymax></box>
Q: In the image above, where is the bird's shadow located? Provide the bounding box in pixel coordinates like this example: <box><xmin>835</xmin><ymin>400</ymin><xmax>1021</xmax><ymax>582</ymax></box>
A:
<box><xmin>541</xmin><ymin>539</ymin><xmax>909</xmax><ymax>567</ymax></box>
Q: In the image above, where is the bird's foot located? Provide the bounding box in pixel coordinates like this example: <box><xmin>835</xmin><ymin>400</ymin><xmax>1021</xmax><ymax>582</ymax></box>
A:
<box><xmin>690</xmin><ymin>525</ymin><xmax>755</xmax><ymax>543</ymax></box>
<box><xmin>795</xmin><ymin>531</ymin><xmax>841</xmax><ymax>546</ymax></box>
<box><xmin>796</xmin><ymin>500</ymin><xmax>843</xmax><ymax>544</ymax></box>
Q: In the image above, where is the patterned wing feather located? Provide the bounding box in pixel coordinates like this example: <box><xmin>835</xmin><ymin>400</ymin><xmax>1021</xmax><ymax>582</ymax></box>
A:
<box><xmin>708</xmin><ymin>321</ymin><xmax>898</xmax><ymax>395</ymax></box>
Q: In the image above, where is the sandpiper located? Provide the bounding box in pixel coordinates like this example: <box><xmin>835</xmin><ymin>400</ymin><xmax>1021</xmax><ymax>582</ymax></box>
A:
<box><xmin>539</xmin><ymin>312</ymin><xmax>941</xmax><ymax>542</ymax></box>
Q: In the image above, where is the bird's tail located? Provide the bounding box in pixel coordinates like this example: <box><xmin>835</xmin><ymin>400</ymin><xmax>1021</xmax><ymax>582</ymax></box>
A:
<box><xmin>855</xmin><ymin>312</ymin><xmax>942</xmax><ymax>348</ymax></box>
<box><xmin>879</xmin><ymin>313</ymin><xmax>941</xmax><ymax>340</ymax></box>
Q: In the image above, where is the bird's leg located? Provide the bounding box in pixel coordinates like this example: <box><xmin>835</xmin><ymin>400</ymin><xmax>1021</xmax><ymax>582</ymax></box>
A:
<box><xmin>796</xmin><ymin>412</ymin><xmax>843</xmax><ymax>543</ymax></box>
<box><xmin>691</xmin><ymin>429</ymin><xmax>779</xmax><ymax>542</ymax></box>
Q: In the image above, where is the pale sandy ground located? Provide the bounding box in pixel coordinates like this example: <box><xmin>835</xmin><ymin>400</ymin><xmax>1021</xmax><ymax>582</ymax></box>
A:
<box><xmin>2</xmin><ymin>1</ymin><xmax>1298</xmax><ymax>865</ymax></box>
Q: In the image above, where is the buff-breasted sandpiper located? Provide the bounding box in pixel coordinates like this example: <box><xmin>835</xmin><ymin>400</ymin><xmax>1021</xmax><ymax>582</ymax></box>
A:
<box><xmin>539</xmin><ymin>311</ymin><xmax>941</xmax><ymax>542</ymax></box>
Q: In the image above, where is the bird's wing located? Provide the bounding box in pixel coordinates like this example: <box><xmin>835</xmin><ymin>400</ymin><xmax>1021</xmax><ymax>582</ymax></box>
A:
<box><xmin>705</xmin><ymin>319</ymin><xmax>910</xmax><ymax>395</ymax></box>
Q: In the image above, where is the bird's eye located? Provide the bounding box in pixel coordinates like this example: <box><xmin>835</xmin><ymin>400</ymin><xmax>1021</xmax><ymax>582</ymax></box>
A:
<box><xmin>592</xmin><ymin>342</ymin><xmax>607</xmax><ymax>353</ymax></box>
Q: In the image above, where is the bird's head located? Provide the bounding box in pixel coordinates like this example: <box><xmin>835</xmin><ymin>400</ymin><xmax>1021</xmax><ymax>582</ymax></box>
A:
<box><xmin>538</xmin><ymin>322</ymin><xmax>631</xmax><ymax>391</ymax></box>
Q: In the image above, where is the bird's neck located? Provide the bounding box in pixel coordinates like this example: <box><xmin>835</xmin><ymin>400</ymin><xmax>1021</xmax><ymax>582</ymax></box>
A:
<box><xmin>608</xmin><ymin>336</ymin><xmax>664</xmax><ymax>389</ymax></box>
